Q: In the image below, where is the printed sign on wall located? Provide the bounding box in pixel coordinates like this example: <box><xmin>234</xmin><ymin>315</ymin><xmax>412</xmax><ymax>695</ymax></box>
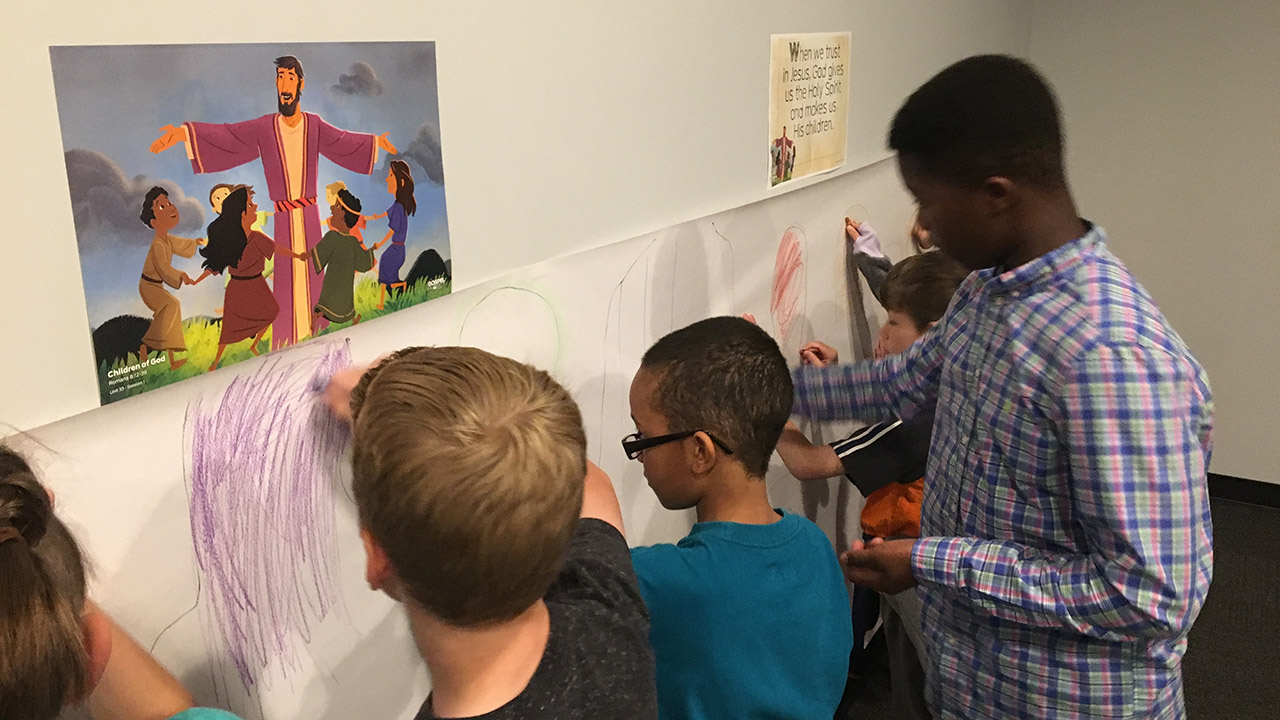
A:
<box><xmin>768</xmin><ymin>32</ymin><xmax>850</xmax><ymax>187</ymax></box>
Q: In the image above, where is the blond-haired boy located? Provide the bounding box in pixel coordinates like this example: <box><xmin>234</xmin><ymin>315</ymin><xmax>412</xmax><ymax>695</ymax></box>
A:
<box><xmin>328</xmin><ymin>346</ymin><xmax>657</xmax><ymax>719</ymax></box>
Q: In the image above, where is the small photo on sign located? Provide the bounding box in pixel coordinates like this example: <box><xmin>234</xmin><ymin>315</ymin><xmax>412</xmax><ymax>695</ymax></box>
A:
<box><xmin>49</xmin><ymin>41</ymin><xmax>452</xmax><ymax>405</ymax></box>
<box><xmin>769</xmin><ymin>32</ymin><xmax>851</xmax><ymax>187</ymax></box>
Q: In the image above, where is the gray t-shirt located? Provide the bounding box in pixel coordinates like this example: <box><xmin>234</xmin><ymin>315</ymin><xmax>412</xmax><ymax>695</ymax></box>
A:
<box><xmin>415</xmin><ymin>519</ymin><xmax>657</xmax><ymax>720</ymax></box>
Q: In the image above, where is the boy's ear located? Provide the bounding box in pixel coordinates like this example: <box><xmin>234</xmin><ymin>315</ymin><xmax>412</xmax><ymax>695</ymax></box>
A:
<box><xmin>361</xmin><ymin>528</ymin><xmax>398</xmax><ymax>598</ymax></box>
<box><xmin>981</xmin><ymin>176</ymin><xmax>1017</xmax><ymax>214</ymax></box>
<box><xmin>687</xmin><ymin>431</ymin><xmax>719</xmax><ymax>474</ymax></box>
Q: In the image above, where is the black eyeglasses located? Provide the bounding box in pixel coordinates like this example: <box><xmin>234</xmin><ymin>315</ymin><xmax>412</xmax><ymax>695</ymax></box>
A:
<box><xmin>621</xmin><ymin>431</ymin><xmax>734</xmax><ymax>460</ymax></box>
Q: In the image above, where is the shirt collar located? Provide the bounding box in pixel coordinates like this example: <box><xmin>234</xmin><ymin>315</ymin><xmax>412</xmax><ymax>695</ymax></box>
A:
<box><xmin>981</xmin><ymin>220</ymin><xmax>1104</xmax><ymax>296</ymax></box>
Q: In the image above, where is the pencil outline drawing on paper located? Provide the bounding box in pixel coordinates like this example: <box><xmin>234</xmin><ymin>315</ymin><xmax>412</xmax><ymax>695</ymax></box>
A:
<box><xmin>457</xmin><ymin>286</ymin><xmax>562</xmax><ymax>375</ymax></box>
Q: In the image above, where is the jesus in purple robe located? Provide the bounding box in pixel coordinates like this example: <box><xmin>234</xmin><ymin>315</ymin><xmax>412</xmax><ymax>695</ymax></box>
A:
<box><xmin>151</xmin><ymin>55</ymin><xmax>397</xmax><ymax>350</ymax></box>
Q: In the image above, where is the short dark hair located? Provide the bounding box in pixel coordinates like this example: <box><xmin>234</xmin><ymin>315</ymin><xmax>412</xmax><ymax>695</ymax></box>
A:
<box><xmin>641</xmin><ymin>317</ymin><xmax>792</xmax><ymax>477</ymax></box>
<box><xmin>889</xmin><ymin>55</ymin><xmax>1065</xmax><ymax>188</ymax></box>
<box><xmin>274</xmin><ymin>55</ymin><xmax>304</xmax><ymax>78</ymax></box>
<box><xmin>336</xmin><ymin>189</ymin><xmax>362</xmax><ymax>229</ymax></box>
<box><xmin>880</xmin><ymin>252</ymin><xmax>970</xmax><ymax>332</ymax></box>
<box><xmin>139</xmin><ymin>186</ymin><xmax>167</xmax><ymax>228</ymax></box>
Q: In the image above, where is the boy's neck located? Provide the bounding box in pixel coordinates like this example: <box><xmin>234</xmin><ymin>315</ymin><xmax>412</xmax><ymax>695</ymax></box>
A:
<box><xmin>408</xmin><ymin>599</ymin><xmax>550</xmax><ymax>717</ymax></box>
<box><xmin>694</xmin><ymin>465</ymin><xmax>780</xmax><ymax>525</ymax></box>
<box><xmin>1005</xmin><ymin>191</ymin><xmax>1087</xmax><ymax>269</ymax></box>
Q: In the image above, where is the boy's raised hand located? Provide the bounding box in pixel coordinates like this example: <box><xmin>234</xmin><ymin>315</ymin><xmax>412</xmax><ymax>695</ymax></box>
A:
<box><xmin>800</xmin><ymin>341</ymin><xmax>838</xmax><ymax>367</ymax></box>
<box><xmin>844</xmin><ymin>217</ymin><xmax>861</xmax><ymax>240</ymax></box>
<box><xmin>845</xmin><ymin>217</ymin><xmax>884</xmax><ymax>258</ymax></box>
<box><xmin>839</xmin><ymin>537</ymin><xmax>916</xmax><ymax>594</ymax></box>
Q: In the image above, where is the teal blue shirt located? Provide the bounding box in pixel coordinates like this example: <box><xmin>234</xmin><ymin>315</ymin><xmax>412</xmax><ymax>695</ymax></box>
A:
<box><xmin>631</xmin><ymin>510</ymin><xmax>852</xmax><ymax>720</ymax></box>
<box><xmin>169</xmin><ymin>710</ymin><xmax>244</xmax><ymax>720</ymax></box>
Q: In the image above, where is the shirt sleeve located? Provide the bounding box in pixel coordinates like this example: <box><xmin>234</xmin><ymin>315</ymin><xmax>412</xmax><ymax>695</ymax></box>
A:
<box><xmin>251</xmin><ymin>230</ymin><xmax>275</xmax><ymax>259</ymax></box>
<box><xmin>167</xmin><ymin>709</ymin><xmax>246</xmax><ymax>720</ymax></box>
<box><xmin>792</xmin><ymin>311</ymin><xmax>948</xmax><ymax>425</ymax></box>
<box><xmin>388</xmin><ymin>203</ymin><xmax>408</xmax><ymax>235</ymax></box>
<box><xmin>170</xmin><ymin>235</ymin><xmax>200</xmax><ymax>258</ymax></box>
<box><xmin>354</xmin><ymin>243</ymin><xmax>375</xmax><ymax>273</ymax></box>
<box><xmin>311</xmin><ymin>231</ymin><xmax>336</xmax><ymax>274</ymax></box>
<box><xmin>149</xmin><ymin>240</ymin><xmax>185</xmax><ymax>289</ymax></box>
<box><xmin>912</xmin><ymin>343</ymin><xmax>1214</xmax><ymax>643</ymax></box>
<box><xmin>831</xmin><ymin>418</ymin><xmax>929</xmax><ymax>497</ymax></box>
<box><xmin>315</xmin><ymin>115</ymin><xmax>378</xmax><ymax>175</ymax></box>
<box><xmin>853</xmin><ymin>252</ymin><xmax>893</xmax><ymax>304</ymax></box>
<box><xmin>546</xmin><ymin>518</ymin><xmax>649</xmax><ymax>629</ymax></box>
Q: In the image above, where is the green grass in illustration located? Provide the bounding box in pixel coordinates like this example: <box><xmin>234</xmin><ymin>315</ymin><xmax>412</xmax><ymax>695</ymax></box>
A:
<box><xmin>98</xmin><ymin>276</ymin><xmax>451</xmax><ymax>404</ymax></box>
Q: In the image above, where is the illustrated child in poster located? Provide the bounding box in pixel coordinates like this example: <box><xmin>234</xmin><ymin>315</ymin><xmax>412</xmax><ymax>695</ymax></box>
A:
<box><xmin>323</xmin><ymin>181</ymin><xmax>367</xmax><ymax>245</ymax></box>
<box><xmin>370</xmin><ymin>159</ymin><xmax>417</xmax><ymax>309</ymax></box>
<box><xmin>311</xmin><ymin>189</ymin><xmax>375</xmax><ymax>327</ymax></box>
<box><xmin>197</xmin><ymin>186</ymin><xmax>308</xmax><ymax>371</ymax></box>
<box><xmin>138</xmin><ymin>186</ymin><xmax>205</xmax><ymax>370</ymax></box>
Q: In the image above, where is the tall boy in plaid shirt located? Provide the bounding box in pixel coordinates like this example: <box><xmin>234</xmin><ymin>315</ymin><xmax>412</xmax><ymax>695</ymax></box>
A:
<box><xmin>793</xmin><ymin>55</ymin><xmax>1213</xmax><ymax>719</ymax></box>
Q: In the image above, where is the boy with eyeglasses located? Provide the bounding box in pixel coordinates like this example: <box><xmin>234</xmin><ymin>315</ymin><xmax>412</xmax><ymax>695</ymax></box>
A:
<box><xmin>624</xmin><ymin>316</ymin><xmax>852</xmax><ymax>720</ymax></box>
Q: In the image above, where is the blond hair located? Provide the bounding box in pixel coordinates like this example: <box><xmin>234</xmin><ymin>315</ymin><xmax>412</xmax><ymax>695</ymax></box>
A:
<box><xmin>325</xmin><ymin>181</ymin><xmax>347</xmax><ymax>206</ymax></box>
<box><xmin>350</xmin><ymin>347</ymin><xmax>586</xmax><ymax>626</ymax></box>
<box><xmin>0</xmin><ymin>447</ymin><xmax>90</xmax><ymax>720</ymax></box>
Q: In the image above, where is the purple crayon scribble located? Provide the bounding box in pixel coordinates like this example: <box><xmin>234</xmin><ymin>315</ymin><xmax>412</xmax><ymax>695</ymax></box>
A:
<box><xmin>187</xmin><ymin>342</ymin><xmax>351</xmax><ymax>690</ymax></box>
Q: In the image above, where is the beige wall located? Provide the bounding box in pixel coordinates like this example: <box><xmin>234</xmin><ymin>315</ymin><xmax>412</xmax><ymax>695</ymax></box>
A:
<box><xmin>1029</xmin><ymin>1</ymin><xmax>1280</xmax><ymax>483</ymax></box>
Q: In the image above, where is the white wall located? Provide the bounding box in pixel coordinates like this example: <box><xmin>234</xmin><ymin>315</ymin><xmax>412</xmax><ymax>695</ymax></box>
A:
<box><xmin>0</xmin><ymin>0</ymin><xmax>1032</xmax><ymax>432</ymax></box>
<box><xmin>1029</xmin><ymin>1</ymin><xmax>1280</xmax><ymax>483</ymax></box>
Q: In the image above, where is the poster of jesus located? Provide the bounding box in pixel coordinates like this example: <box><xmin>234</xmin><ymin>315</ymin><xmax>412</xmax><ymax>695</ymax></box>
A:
<box><xmin>50</xmin><ymin>41</ymin><xmax>452</xmax><ymax>405</ymax></box>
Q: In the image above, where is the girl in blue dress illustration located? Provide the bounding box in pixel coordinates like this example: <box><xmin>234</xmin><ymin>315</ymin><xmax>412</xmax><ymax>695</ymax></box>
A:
<box><xmin>371</xmin><ymin>159</ymin><xmax>416</xmax><ymax>309</ymax></box>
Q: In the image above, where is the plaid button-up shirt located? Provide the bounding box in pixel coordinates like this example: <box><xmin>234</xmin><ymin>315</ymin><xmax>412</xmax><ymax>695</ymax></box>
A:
<box><xmin>794</xmin><ymin>226</ymin><xmax>1213</xmax><ymax>719</ymax></box>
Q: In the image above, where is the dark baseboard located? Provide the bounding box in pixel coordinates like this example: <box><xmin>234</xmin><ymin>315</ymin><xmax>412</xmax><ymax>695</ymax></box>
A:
<box><xmin>1208</xmin><ymin>473</ymin><xmax>1280</xmax><ymax>509</ymax></box>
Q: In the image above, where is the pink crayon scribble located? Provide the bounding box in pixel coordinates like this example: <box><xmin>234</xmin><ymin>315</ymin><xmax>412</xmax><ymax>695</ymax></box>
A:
<box><xmin>187</xmin><ymin>342</ymin><xmax>351</xmax><ymax>690</ymax></box>
<box><xmin>771</xmin><ymin>226</ymin><xmax>806</xmax><ymax>339</ymax></box>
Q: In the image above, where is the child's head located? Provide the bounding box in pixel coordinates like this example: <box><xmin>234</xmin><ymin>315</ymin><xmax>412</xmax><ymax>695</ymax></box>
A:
<box><xmin>324</xmin><ymin>180</ymin><xmax>347</xmax><ymax>208</ymax></box>
<box><xmin>330</xmin><ymin>189</ymin><xmax>361</xmax><ymax>233</ymax></box>
<box><xmin>889</xmin><ymin>55</ymin><xmax>1066</xmax><ymax>270</ymax></box>
<box><xmin>387</xmin><ymin>159</ymin><xmax>417</xmax><ymax>216</ymax></box>
<box><xmin>628</xmin><ymin>317</ymin><xmax>792</xmax><ymax>506</ymax></box>
<box><xmin>877</xmin><ymin>252</ymin><xmax>969</xmax><ymax>356</ymax></box>
<box><xmin>0</xmin><ymin>447</ymin><xmax>107</xmax><ymax>720</ymax></box>
<box><xmin>209</xmin><ymin>183</ymin><xmax>236</xmax><ymax>215</ymax></box>
<box><xmin>348</xmin><ymin>347</ymin><xmax>585</xmax><ymax>627</ymax></box>
<box><xmin>139</xmin><ymin>185</ymin><xmax>179</xmax><ymax>232</ymax></box>
<box><xmin>202</xmin><ymin>186</ymin><xmax>254</xmax><ymax>274</ymax></box>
